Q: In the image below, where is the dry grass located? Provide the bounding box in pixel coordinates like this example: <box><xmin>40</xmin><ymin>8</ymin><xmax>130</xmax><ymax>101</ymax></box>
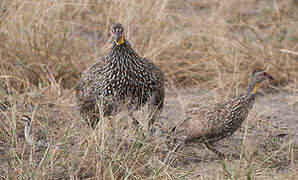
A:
<box><xmin>0</xmin><ymin>0</ymin><xmax>298</xmax><ymax>179</ymax></box>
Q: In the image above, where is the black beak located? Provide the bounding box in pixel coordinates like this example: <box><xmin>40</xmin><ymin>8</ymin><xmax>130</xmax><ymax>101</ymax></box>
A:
<box><xmin>115</xmin><ymin>31</ymin><xmax>120</xmax><ymax>42</ymax></box>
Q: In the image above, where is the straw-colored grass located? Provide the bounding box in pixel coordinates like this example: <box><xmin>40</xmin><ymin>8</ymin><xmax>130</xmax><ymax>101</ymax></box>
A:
<box><xmin>1</xmin><ymin>0</ymin><xmax>297</xmax><ymax>179</ymax></box>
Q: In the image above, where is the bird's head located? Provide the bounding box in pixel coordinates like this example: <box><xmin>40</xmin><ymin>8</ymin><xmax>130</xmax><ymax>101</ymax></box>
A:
<box><xmin>110</xmin><ymin>23</ymin><xmax>125</xmax><ymax>46</ymax></box>
<box><xmin>249</xmin><ymin>70</ymin><xmax>274</xmax><ymax>95</ymax></box>
<box><xmin>20</xmin><ymin>115</ymin><xmax>32</xmax><ymax>126</ymax></box>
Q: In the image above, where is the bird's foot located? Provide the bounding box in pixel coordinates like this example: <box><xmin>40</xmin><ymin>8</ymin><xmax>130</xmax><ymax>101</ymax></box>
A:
<box><xmin>203</xmin><ymin>142</ymin><xmax>226</xmax><ymax>160</ymax></box>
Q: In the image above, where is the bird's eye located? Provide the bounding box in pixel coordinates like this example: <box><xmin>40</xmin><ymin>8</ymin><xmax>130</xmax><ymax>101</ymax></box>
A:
<box><xmin>263</xmin><ymin>72</ymin><xmax>267</xmax><ymax>76</ymax></box>
<box><xmin>111</xmin><ymin>30</ymin><xmax>115</xmax><ymax>34</ymax></box>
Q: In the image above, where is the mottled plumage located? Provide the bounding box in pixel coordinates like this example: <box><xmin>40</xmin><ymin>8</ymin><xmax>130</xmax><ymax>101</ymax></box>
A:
<box><xmin>170</xmin><ymin>70</ymin><xmax>273</xmax><ymax>158</ymax></box>
<box><xmin>76</xmin><ymin>23</ymin><xmax>165</xmax><ymax>128</ymax></box>
<box><xmin>20</xmin><ymin>115</ymin><xmax>48</xmax><ymax>150</ymax></box>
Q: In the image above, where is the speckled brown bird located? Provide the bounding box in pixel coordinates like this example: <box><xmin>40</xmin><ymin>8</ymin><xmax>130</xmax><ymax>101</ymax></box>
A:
<box><xmin>169</xmin><ymin>70</ymin><xmax>273</xmax><ymax>158</ymax></box>
<box><xmin>75</xmin><ymin>23</ymin><xmax>165</xmax><ymax>129</ymax></box>
<box><xmin>20</xmin><ymin>115</ymin><xmax>48</xmax><ymax>150</ymax></box>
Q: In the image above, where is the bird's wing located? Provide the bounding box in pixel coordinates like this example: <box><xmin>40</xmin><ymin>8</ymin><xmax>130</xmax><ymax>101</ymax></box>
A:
<box><xmin>139</xmin><ymin>57</ymin><xmax>165</xmax><ymax>84</ymax></box>
<box><xmin>139</xmin><ymin>57</ymin><xmax>165</xmax><ymax>106</ymax></box>
<box><xmin>31</xmin><ymin>128</ymin><xmax>48</xmax><ymax>148</ymax></box>
<box><xmin>185</xmin><ymin>96</ymin><xmax>251</xmax><ymax>142</ymax></box>
<box><xmin>34</xmin><ymin>129</ymin><xmax>47</xmax><ymax>142</ymax></box>
<box><xmin>184</xmin><ymin>101</ymin><xmax>229</xmax><ymax>140</ymax></box>
<box><xmin>75</xmin><ymin>57</ymin><xmax>106</xmax><ymax>101</ymax></box>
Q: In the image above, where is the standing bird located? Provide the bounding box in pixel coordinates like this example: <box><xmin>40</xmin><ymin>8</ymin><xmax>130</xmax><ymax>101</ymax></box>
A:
<box><xmin>168</xmin><ymin>70</ymin><xmax>273</xmax><ymax>159</ymax></box>
<box><xmin>20</xmin><ymin>115</ymin><xmax>48</xmax><ymax>150</ymax></box>
<box><xmin>75</xmin><ymin>23</ymin><xmax>165</xmax><ymax>129</ymax></box>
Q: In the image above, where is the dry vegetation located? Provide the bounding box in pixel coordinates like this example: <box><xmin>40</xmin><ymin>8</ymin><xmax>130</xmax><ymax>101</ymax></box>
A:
<box><xmin>0</xmin><ymin>0</ymin><xmax>298</xmax><ymax>179</ymax></box>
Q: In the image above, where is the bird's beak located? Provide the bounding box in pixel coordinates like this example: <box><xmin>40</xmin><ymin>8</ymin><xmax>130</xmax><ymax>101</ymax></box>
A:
<box><xmin>268</xmin><ymin>74</ymin><xmax>274</xmax><ymax>80</ymax></box>
<box><xmin>115</xmin><ymin>31</ymin><xmax>120</xmax><ymax>42</ymax></box>
<box><xmin>115</xmin><ymin>31</ymin><xmax>124</xmax><ymax>45</ymax></box>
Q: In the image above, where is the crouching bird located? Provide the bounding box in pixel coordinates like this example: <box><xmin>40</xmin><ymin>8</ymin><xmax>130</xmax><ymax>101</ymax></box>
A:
<box><xmin>20</xmin><ymin>115</ymin><xmax>48</xmax><ymax>150</ymax></box>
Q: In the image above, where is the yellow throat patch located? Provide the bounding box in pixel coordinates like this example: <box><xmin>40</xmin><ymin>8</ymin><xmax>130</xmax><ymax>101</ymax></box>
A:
<box><xmin>252</xmin><ymin>82</ymin><xmax>260</xmax><ymax>94</ymax></box>
<box><xmin>116</xmin><ymin>37</ymin><xmax>124</xmax><ymax>45</ymax></box>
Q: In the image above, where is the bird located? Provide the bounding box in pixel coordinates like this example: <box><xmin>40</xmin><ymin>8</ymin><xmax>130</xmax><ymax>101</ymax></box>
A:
<box><xmin>167</xmin><ymin>70</ymin><xmax>273</xmax><ymax>159</ymax></box>
<box><xmin>75</xmin><ymin>23</ymin><xmax>165</xmax><ymax>130</ymax></box>
<box><xmin>20</xmin><ymin>115</ymin><xmax>48</xmax><ymax>150</ymax></box>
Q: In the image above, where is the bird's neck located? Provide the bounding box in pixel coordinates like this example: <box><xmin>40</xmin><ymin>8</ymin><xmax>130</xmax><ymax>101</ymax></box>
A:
<box><xmin>24</xmin><ymin>123</ymin><xmax>33</xmax><ymax>145</ymax></box>
<box><xmin>247</xmin><ymin>81</ymin><xmax>260</xmax><ymax>98</ymax></box>
<box><xmin>108</xmin><ymin>39</ymin><xmax>140</xmax><ymax>64</ymax></box>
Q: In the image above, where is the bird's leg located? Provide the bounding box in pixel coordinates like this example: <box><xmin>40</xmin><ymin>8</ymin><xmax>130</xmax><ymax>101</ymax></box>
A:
<box><xmin>127</xmin><ymin>108</ymin><xmax>146</xmax><ymax>139</ymax></box>
<box><xmin>131</xmin><ymin>115</ymin><xmax>141</xmax><ymax>130</ymax></box>
<box><xmin>147</xmin><ymin>117</ymin><xmax>157</xmax><ymax>136</ymax></box>
<box><xmin>203</xmin><ymin>142</ymin><xmax>225</xmax><ymax>159</ymax></box>
<box><xmin>89</xmin><ymin>115</ymin><xmax>99</xmax><ymax>129</ymax></box>
<box><xmin>148</xmin><ymin>116</ymin><xmax>157</xmax><ymax>131</ymax></box>
<box><xmin>147</xmin><ymin>91</ymin><xmax>164</xmax><ymax>135</ymax></box>
<box><xmin>147</xmin><ymin>105</ymin><xmax>162</xmax><ymax>136</ymax></box>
